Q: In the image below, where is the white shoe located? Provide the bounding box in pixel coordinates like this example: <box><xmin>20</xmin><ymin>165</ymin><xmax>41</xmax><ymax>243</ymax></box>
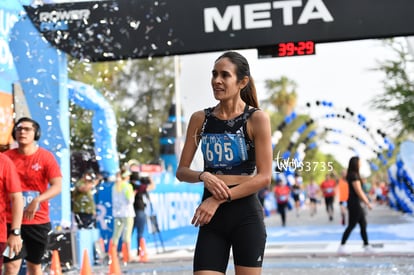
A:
<box><xmin>337</xmin><ymin>245</ymin><xmax>348</xmax><ymax>255</ymax></box>
<box><xmin>364</xmin><ymin>245</ymin><xmax>375</xmax><ymax>254</ymax></box>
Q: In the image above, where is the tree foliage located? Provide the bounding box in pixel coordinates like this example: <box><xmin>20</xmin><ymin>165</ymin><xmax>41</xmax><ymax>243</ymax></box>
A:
<box><xmin>68</xmin><ymin>56</ymin><xmax>175</xmax><ymax>166</ymax></box>
<box><xmin>112</xmin><ymin>57</ymin><xmax>175</xmax><ymax>164</ymax></box>
<box><xmin>68</xmin><ymin>59</ymin><xmax>124</xmax><ymax>153</ymax></box>
<box><xmin>262</xmin><ymin>76</ymin><xmax>297</xmax><ymax>115</ymax></box>
<box><xmin>371</xmin><ymin>39</ymin><xmax>414</xmax><ymax>136</ymax></box>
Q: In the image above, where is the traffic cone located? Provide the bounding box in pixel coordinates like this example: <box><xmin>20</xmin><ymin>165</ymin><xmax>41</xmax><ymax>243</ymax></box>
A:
<box><xmin>49</xmin><ymin>250</ymin><xmax>62</xmax><ymax>275</ymax></box>
<box><xmin>121</xmin><ymin>242</ymin><xmax>129</xmax><ymax>264</ymax></box>
<box><xmin>108</xmin><ymin>243</ymin><xmax>121</xmax><ymax>275</ymax></box>
<box><xmin>138</xmin><ymin>237</ymin><xmax>148</xmax><ymax>263</ymax></box>
<box><xmin>80</xmin><ymin>249</ymin><xmax>92</xmax><ymax>275</ymax></box>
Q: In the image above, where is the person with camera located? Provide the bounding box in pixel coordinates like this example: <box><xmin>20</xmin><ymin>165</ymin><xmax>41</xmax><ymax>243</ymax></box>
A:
<box><xmin>72</xmin><ymin>169</ymin><xmax>101</xmax><ymax>229</ymax></box>
<box><xmin>130</xmin><ymin>170</ymin><xmax>155</xmax><ymax>262</ymax></box>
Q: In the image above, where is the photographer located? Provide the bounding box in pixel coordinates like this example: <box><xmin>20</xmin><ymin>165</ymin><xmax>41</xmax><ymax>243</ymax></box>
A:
<box><xmin>72</xmin><ymin>169</ymin><xmax>101</xmax><ymax>229</ymax></box>
<box><xmin>130</xmin><ymin>171</ymin><xmax>155</xmax><ymax>262</ymax></box>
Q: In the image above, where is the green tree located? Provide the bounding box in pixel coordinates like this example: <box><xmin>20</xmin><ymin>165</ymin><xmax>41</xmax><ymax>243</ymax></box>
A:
<box><xmin>110</xmin><ymin>57</ymin><xmax>175</xmax><ymax>164</ymax></box>
<box><xmin>68</xmin><ymin>56</ymin><xmax>175</xmax><ymax>166</ymax></box>
<box><xmin>261</xmin><ymin>75</ymin><xmax>302</xmax><ymax>160</ymax></box>
<box><xmin>262</xmin><ymin>76</ymin><xmax>298</xmax><ymax>115</ymax></box>
<box><xmin>371</xmin><ymin>39</ymin><xmax>414</xmax><ymax>136</ymax></box>
<box><xmin>68</xmin><ymin>59</ymin><xmax>124</xmax><ymax>153</ymax></box>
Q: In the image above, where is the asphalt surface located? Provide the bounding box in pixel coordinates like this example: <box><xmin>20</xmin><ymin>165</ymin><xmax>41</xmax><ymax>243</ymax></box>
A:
<box><xmin>65</xmin><ymin>202</ymin><xmax>414</xmax><ymax>274</ymax></box>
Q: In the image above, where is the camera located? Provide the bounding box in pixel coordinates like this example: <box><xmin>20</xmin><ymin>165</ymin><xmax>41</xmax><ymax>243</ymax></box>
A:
<box><xmin>130</xmin><ymin>171</ymin><xmax>150</xmax><ymax>188</ymax></box>
<box><xmin>140</xmin><ymin>176</ymin><xmax>151</xmax><ymax>185</ymax></box>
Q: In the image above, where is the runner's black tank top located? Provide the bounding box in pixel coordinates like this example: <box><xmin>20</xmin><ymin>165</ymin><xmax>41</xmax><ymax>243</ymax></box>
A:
<box><xmin>200</xmin><ymin>104</ymin><xmax>257</xmax><ymax>175</ymax></box>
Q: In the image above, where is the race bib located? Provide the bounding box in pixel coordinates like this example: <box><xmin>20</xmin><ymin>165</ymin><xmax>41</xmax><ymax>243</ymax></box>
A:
<box><xmin>22</xmin><ymin>191</ymin><xmax>40</xmax><ymax>210</ymax></box>
<box><xmin>201</xmin><ymin>133</ymin><xmax>248</xmax><ymax>168</ymax></box>
<box><xmin>278</xmin><ymin>195</ymin><xmax>288</xmax><ymax>202</ymax></box>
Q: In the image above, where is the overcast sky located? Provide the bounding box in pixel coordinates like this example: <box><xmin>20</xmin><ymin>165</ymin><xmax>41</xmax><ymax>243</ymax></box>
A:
<box><xmin>179</xmin><ymin>39</ymin><xmax>391</xmax><ymax>122</ymax></box>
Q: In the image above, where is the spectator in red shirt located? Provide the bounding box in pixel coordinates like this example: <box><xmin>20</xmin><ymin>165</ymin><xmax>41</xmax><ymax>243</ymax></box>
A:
<box><xmin>0</xmin><ymin>153</ymin><xmax>24</xmax><ymax>274</ymax></box>
<box><xmin>273</xmin><ymin>178</ymin><xmax>291</xmax><ymax>226</ymax></box>
<box><xmin>4</xmin><ymin>117</ymin><xmax>62</xmax><ymax>275</ymax></box>
<box><xmin>321</xmin><ymin>172</ymin><xmax>336</xmax><ymax>221</ymax></box>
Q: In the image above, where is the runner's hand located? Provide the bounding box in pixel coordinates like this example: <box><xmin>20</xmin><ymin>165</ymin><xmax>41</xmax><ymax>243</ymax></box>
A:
<box><xmin>24</xmin><ymin>198</ymin><xmax>40</xmax><ymax>220</ymax></box>
<box><xmin>200</xmin><ymin>172</ymin><xmax>230</xmax><ymax>201</ymax></box>
<box><xmin>192</xmin><ymin>197</ymin><xmax>221</xmax><ymax>227</ymax></box>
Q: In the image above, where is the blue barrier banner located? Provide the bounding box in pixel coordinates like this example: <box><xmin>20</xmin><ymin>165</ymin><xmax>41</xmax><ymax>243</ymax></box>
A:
<box><xmin>95</xmin><ymin>171</ymin><xmax>204</xmax><ymax>250</ymax></box>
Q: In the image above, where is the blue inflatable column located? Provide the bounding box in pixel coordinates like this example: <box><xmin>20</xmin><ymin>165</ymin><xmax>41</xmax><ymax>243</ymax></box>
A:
<box><xmin>9</xmin><ymin>15</ymin><xmax>71</xmax><ymax>227</ymax></box>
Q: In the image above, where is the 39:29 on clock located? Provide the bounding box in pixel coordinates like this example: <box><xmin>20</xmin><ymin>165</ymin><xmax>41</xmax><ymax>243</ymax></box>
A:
<box><xmin>277</xmin><ymin>41</ymin><xmax>315</xmax><ymax>57</ymax></box>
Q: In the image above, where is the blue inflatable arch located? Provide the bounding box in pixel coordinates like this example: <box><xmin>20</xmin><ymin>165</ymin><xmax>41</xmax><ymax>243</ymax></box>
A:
<box><xmin>68</xmin><ymin>79</ymin><xmax>119</xmax><ymax>179</ymax></box>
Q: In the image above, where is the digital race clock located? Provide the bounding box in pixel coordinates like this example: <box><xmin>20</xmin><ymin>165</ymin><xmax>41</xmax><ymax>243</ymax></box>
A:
<box><xmin>257</xmin><ymin>41</ymin><xmax>316</xmax><ymax>58</ymax></box>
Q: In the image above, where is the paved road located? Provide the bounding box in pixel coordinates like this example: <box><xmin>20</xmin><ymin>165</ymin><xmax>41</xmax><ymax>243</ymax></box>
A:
<box><xmin>69</xmin><ymin>202</ymin><xmax>414</xmax><ymax>274</ymax></box>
